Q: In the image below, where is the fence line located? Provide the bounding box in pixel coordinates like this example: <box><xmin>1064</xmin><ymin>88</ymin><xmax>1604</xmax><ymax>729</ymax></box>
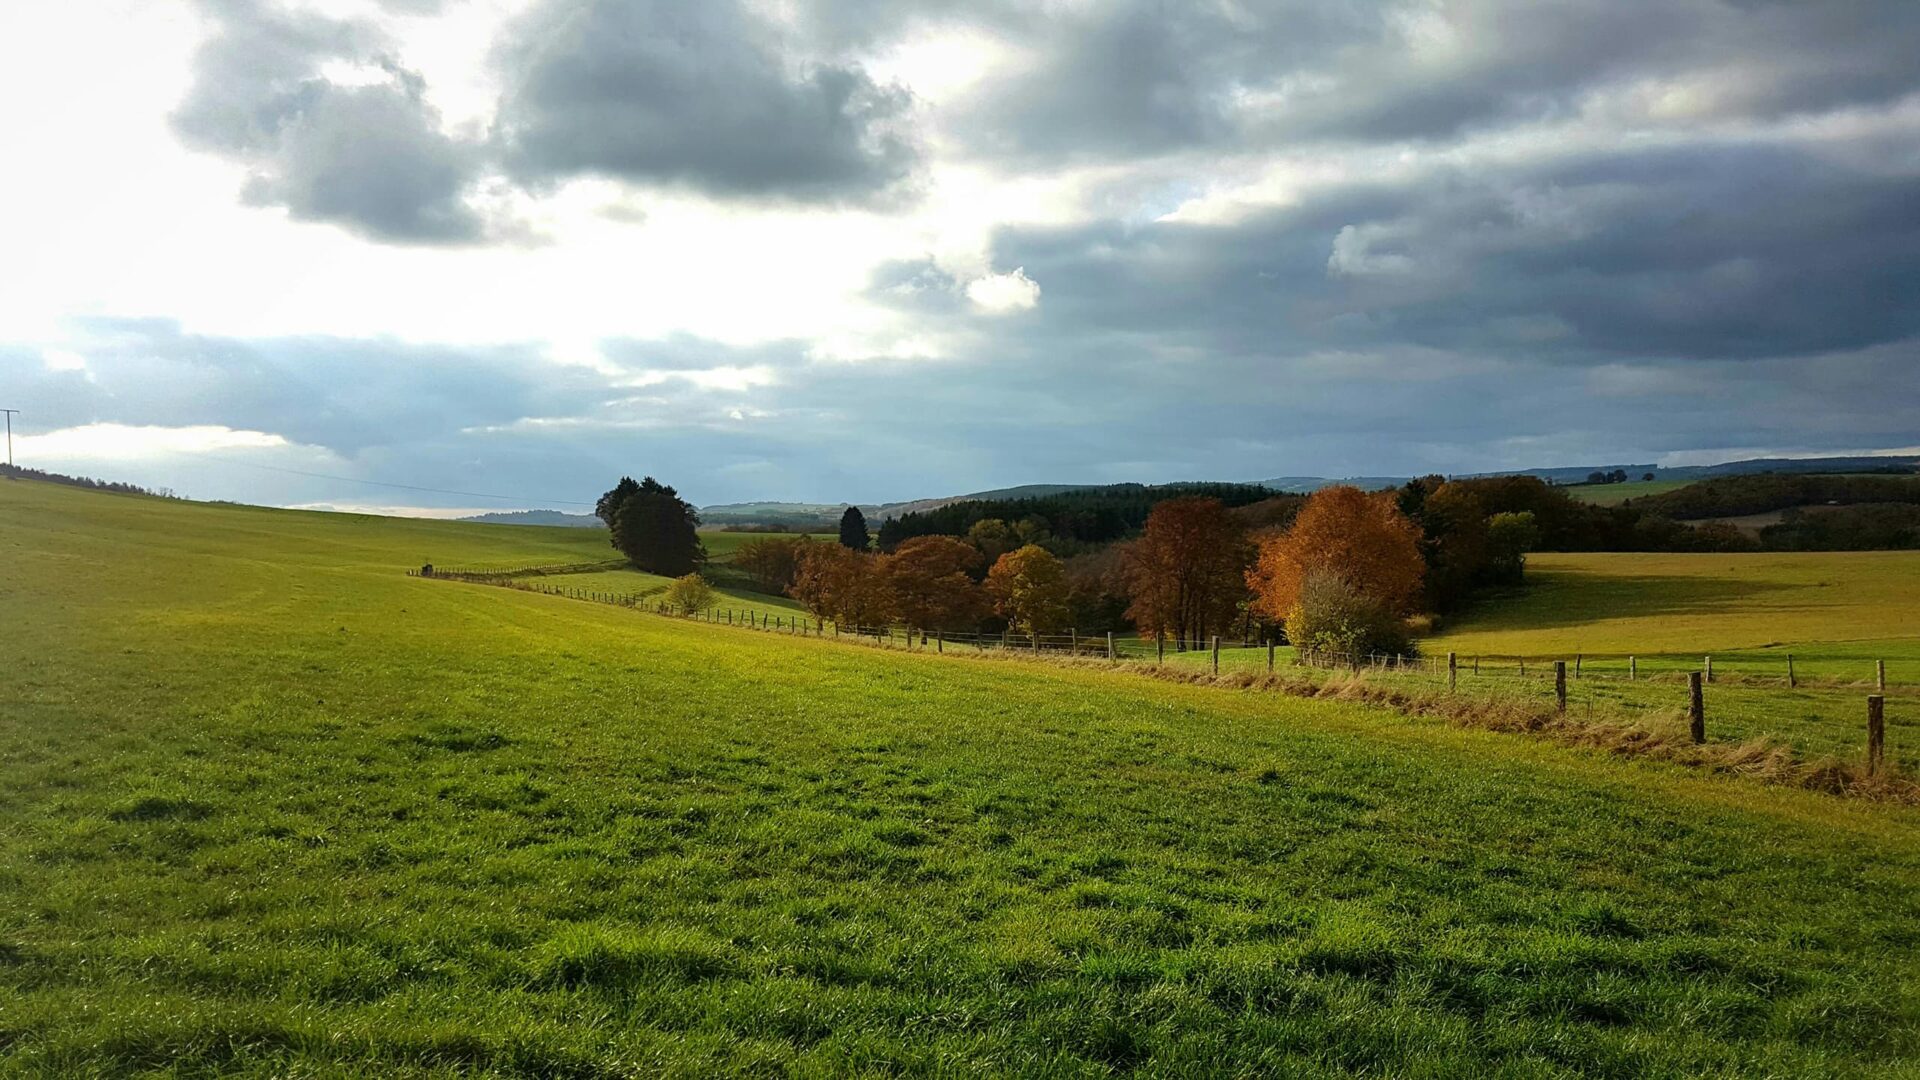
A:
<box><xmin>409</xmin><ymin>567</ymin><xmax>1902</xmax><ymax>777</ymax></box>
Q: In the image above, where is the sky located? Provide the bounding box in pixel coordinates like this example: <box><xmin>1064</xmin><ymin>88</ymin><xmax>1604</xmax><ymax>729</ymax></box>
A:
<box><xmin>2</xmin><ymin>0</ymin><xmax>1918</xmax><ymax>514</ymax></box>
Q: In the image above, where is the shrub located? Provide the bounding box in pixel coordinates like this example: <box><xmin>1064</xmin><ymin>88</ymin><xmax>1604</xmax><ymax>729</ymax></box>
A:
<box><xmin>662</xmin><ymin>573</ymin><xmax>715</xmax><ymax>615</ymax></box>
<box><xmin>1285</xmin><ymin>567</ymin><xmax>1412</xmax><ymax>659</ymax></box>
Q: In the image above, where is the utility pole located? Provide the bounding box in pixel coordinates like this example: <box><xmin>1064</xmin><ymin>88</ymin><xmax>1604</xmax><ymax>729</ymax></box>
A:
<box><xmin>1</xmin><ymin>409</ymin><xmax>17</xmax><ymax>471</ymax></box>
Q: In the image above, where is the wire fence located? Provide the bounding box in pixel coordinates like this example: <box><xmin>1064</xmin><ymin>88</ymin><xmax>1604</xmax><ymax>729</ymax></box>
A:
<box><xmin>409</xmin><ymin>565</ymin><xmax>1908</xmax><ymax>778</ymax></box>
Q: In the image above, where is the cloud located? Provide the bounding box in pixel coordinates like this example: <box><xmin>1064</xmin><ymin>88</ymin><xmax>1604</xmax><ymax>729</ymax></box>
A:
<box><xmin>492</xmin><ymin>0</ymin><xmax>919</xmax><ymax>203</ymax></box>
<box><xmin>935</xmin><ymin>0</ymin><xmax>1920</xmax><ymax>163</ymax></box>
<box><xmin>171</xmin><ymin>0</ymin><xmax>494</xmax><ymax>244</ymax></box>
<box><xmin>964</xmin><ymin>267</ymin><xmax>1039</xmax><ymax>313</ymax></box>
<box><xmin>18</xmin><ymin>422</ymin><xmax>294</xmax><ymax>461</ymax></box>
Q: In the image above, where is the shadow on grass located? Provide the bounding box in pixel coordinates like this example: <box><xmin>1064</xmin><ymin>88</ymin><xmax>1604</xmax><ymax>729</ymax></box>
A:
<box><xmin>1447</xmin><ymin>572</ymin><xmax>1801</xmax><ymax>635</ymax></box>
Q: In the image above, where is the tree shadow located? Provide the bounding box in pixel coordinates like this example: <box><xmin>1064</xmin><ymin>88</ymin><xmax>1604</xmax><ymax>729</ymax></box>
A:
<box><xmin>1453</xmin><ymin>571</ymin><xmax>1802</xmax><ymax>633</ymax></box>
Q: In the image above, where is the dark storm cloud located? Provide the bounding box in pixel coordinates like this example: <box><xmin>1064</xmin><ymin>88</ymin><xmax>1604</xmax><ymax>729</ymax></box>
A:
<box><xmin>928</xmin><ymin>0</ymin><xmax>1920</xmax><ymax>162</ymax></box>
<box><xmin>952</xmin><ymin>136</ymin><xmax>1920</xmax><ymax>366</ymax></box>
<box><xmin>172</xmin><ymin>0</ymin><xmax>492</xmax><ymax>244</ymax></box>
<box><xmin>491</xmin><ymin>0</ymin><xmax>918</xmax><ymax>202</ymax></box>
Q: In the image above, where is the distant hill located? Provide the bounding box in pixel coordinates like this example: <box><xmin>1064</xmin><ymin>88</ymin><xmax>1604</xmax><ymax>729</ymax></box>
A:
<box><xmin>694</xmin><ymin>454</ymin><xmax>1920</xmax><ymax>527</ymax></box>
<box><xmin>700</xmin><ymin>484</ymin><xmax>1106</xmax><ymax>528</ymax></box>
<box><xmin>458</xmin><ymin>510</ymin><xmax>603</xmax><ymax>528</ymax></box>
<box><xmin>1665</xmin><ymin>454</ymin><xmax>1920</xmax><ymax>480</ymax></box>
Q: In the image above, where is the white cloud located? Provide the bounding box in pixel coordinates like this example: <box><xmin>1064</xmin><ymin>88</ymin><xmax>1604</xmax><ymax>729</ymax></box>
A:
<box><xmin>965</xmin><ymin>267</ymin><xmax>1041</xmax><ymax>313</ymax></box>
<box><xmin>17</xmin><ymin>423</ymin><xmax>294</xmax><ymax>462</ymax></box>
<box><xmin>42</xmin><ymin>348</ymin><xmax>88</xmax><ymax>372</ymax></box>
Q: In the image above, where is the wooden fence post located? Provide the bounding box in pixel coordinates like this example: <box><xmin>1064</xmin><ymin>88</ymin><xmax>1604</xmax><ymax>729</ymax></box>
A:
<box><xmin>1268</xmin><ymin>640</ymin><xmax>1276</xmax><ymax>673</ymax></box>
<box><xmin>1211</xmin><ymin>636</ymin><xmax>1220</xmax><ymax>676</ymax></box>
<box><xmin>1106</xmin><ymin>631</ymin><xmax>1115</xmax><ymax>660</ymax></box>
<box><xmin>1448</xmin><ymin>652</ymin><xmax>1457</xmax><ymax>692</ymax></box>
<box><xmin>936</xmin><ymin>630</ymin><xmax>943</xmax><ymax>654</ymax></box>
<box><xmin>1473</xmin><ymin>656</ymin><xmax>1480</xmax><ymax>675</ymax></box>
<box><xmin>1070</xmin><ymin>628</ymin><xmax>1077</xmax><ymax>653</ymax></box>
<box><xmin>1689</xmin><ymin>672</ymin><xmax>1705</xmax><ymax>744</ymax></box>
<box><xmin>1877</xmin><ymin>660</ymin><xmax>1886</xmax><ymax>692</ymax></box>
<box><xmin>1575</xmin><ymin>654</ymin><xmax>1582</xmax><ymax>679</ymax></box>
<box><xmin>1704</xmin><ymin>655</ymin><xmax>1713</xmax><ymax>683</ymax></box>
<box><xmin>1157</xmin><ymin>636</ymin><xmax>1164</xmax><ymax>664</ymax></box>
<box><xmin>1555</xmin><ymin>661</ymin><xmax>1567</xmax><ymax>713</ymax></box>
<box><xmin>1519</xmin><ymin>658</ymin><xmax>1526</xmax><ymax>678</ymax></box>
<box><xmin>1787</xmin><ymin>653</ymin><xmax>1795</xmax><ymax>687</ymax></box>
<box><xmin>1629</xmin><ymin>656</ymin><xmax>1637</xmax><ymax>680</ymax></box>
<box><xmin>1868</xmin><ymin>695</ymin><xmax>1886</xmax><ymax>776</ymax></box>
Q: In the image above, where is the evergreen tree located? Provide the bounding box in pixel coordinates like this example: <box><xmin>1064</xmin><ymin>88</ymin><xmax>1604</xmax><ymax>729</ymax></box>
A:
<box><xmin>610</xmin><ymin>476</ymin><xmax>706</xmax><ymax>575</ymax></box>
<box><xmin>595</xmin><ymin>476</ymin><xmax>640</xmax><ymax>537</ymax></box>
<box><xmin>838</xmin><ymin>506</ymin><xmax>870</xmax><ymax>551</ymax></box>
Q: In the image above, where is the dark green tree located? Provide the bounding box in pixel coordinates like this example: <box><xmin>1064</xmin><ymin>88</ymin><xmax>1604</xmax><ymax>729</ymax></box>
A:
<box><xmin>838</xmin><ymin>506</ymin><xmax>870</xmax><ymax>551</ymax></box>
<box><xmin>595</xmin><ymin>476</ymin><xmax>640</xmax><ymax>534</ymax></box>
<box><xmin>611</xmin><ymin>477</ymin><xmax>706</xmax><ymax>575</ymax></box>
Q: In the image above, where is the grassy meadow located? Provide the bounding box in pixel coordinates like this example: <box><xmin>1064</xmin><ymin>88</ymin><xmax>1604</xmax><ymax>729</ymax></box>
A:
<box><xmin>1426</xmin><ymin>551</ymin><xmax>1920</xmax><ymax>667</ymax></box>
<box><xmin>1563</xmin><ymin>480</ymin><xmax>1693</xmax><ymax>505</ymax></box>
<box><xmin>4</xmin><ymin>481</ymin><xmax>1920</xmax><ymax>1075</ymax></box>
<box><xmin>1414</xmin><ymin>551</ymin><xmax>1920</xmax><ymax>771</ymax></box>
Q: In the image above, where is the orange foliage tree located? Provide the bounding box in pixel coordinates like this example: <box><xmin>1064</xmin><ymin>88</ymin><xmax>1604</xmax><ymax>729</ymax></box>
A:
<box><xmin>1122</xmin><ymin>497</ymin><xmax>1253</xmax><ymax>649</ymax></box>
<box><xmin>1247</xmin><ymin>486</ymin><xmax>1424</xmax><ymax>622</ymax></box>
<box><xmin>790</xmin><ymin>544</ymin><xmax>889</xmax><ymax>627</ymax></box>
<box><xmin>734</xmin><ymin>534</ymin><xmax>813</xmax><ymax>594</ymax></box>
<box><xmin>985</xmin><ymin>544</ymin><xmax>1071</xmax><ymax>635</ymax></box>
<box><xmin>883</xmin><ymin>535</ymin><xmax>986</xmax><ymax>632</ymax></box>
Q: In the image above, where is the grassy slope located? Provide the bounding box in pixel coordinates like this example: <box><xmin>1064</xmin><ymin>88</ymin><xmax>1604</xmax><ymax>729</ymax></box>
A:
<box><xmin>1563</xmin><ymin>479</ymin><xmax>1693</xmax><ymax>505</ymax></box>
<box><xmin>4</xmin><ymin>482</ymin><xmax>1919</xmax><ymax>1076</ymax></box>
<box><xmin>1427</xmin><ymin>551</ymin><xmax>1920</xmax><ymax>660</ymax></box>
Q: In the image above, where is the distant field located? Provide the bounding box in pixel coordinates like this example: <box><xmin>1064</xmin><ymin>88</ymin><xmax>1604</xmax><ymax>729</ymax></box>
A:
<box><xmin>696</xmin><ymin>529</ymin><xmax>829</xmax><ymax>559</ymax></box>
<box><xmin>1563</xmin><ymin>479</ymin><xmax>1693</xmax><ymax>504</ymax></box>
<box><xmin>1427</xmin><ymin>551</ymin><xmax>1920</xmax><ymax>661</ymax></box>
<box><xmin>529</xmin><ymin>567</ymin><xmax>812</xmax><ymax>617</ymax></box>
<box><xmin>4</xmin><ymin>481</ymin><xmax>1919</xmax><ymax>1075</ymax></box>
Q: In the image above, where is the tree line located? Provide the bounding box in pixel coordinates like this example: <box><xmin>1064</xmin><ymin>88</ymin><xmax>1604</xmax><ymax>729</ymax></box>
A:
<box><xmin>600</xmin><ymin>467</ymin><xmax>1920</xmax><ymax>660</ymax></box>
<box><xmin>728</xmin><ymin>485</ymin><xmax>1469</xmax><ymax>657</ymax></box>
<box><xmin>1628</xmin><ymin>473</ymin><xmax>1920</xmax><ymax>520</ymax></box>
<box><xmin>875</xmin><ymin>482</ymin><xmax>1275</xmax><ymax>553</ymax></box>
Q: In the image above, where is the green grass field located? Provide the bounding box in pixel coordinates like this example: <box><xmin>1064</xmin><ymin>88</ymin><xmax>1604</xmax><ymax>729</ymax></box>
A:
<box><xmin>1417</xmin><ymin>551</ymin><xmax>1920</xmax><ymax>771</ymax></box>
<box><xmin>4</xmin><ymin>481</ymin><xmax>1920</xmax><ymax>1075</ymax></box>
<box><xmin>1563</xmin><ymin>479</ymin><xmax>1694</xmax><ymax>505</ymax></box>
<box><xmin>1427</xmin><ymin>551</ymin><xmax>1920</xmax><ymax>662</ymax></box>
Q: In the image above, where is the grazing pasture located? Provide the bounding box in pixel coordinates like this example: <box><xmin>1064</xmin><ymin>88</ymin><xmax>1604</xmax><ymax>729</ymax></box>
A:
<box><xmin>3</xmin><ymin>481</ymin><xmax>1919</xmax><ymax>1076</ymax></box>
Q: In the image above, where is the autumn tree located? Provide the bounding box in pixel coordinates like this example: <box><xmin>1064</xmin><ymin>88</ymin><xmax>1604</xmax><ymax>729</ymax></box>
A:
<box><xmin>1122</xmin><ymin>497</ymin><xmax>1252</xmax><ymax>650</ymax></box>
<box><xmin>985</xmin><ymin>544</ymin><xmax>1071</xmax><ymax>635</ymax></box>
<box><xmin>883</xmin><ymin>535</ymin><xmax>986</xmax><ymax>632</ymax></box>
<box><xmin>1064</xmin><ymin>544</ymin><xmax>1131</xmax><ymax>634</ymax></box>
<box><xmin>838</xmin><ymin>506</ymin><xmax>871</xmax><ymax>551</ymax></box>
<box><xmin>734</xmin><ymin>534</ymin><xmax>813</xmax><ymax>594</ymax></box>
<box><xmin>1247</xmin><ymin>485</ymin><xmax>1424</xmax><ymax>625</ymax></box>
<box><xmin>1284</xmin><ymin>566</ymin><xmax>1411</xmax><ymax>658</ymax></box>
<box><xmin>791</xmin><ymin>544</ymin><xmax>888</xmax><ymax>627</ymax></box>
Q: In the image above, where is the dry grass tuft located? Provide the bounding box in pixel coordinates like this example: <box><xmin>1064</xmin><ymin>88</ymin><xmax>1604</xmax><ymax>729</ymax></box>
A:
<box><xmin>1111</xmin><ymin>659</ymin><xmax>1920</xmax><ymax>806</ymax></box>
